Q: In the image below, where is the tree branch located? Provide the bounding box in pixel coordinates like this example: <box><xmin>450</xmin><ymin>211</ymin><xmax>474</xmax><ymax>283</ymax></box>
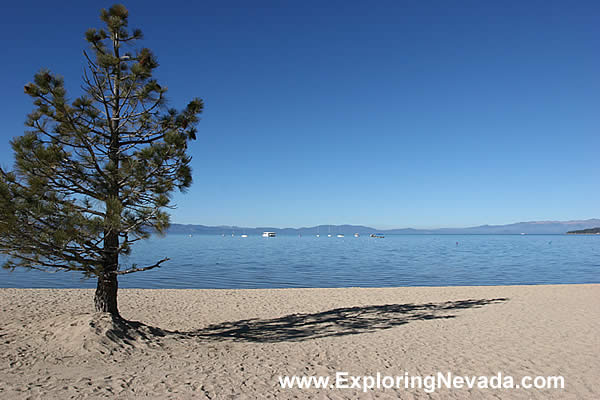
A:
<box><xmin>115</xmin><ymin>257</ymin><xmax>169</xmax><ymax>275</ymax></box>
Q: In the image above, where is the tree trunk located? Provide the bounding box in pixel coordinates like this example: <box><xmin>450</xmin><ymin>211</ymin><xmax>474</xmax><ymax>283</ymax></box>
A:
<box><xmin>94</xmin><ymin>30</ymin><xmax>123</xmax><ymax>318</ymax></box>
<box><xmin>94</xmin><ymin>272</ymin><xmax>119</xmax><ymax>316</ymax></box>
<box><xmin>96</xmin><ymin>229</ymin><xmax>120</xmax><ymax>316</ymax></box>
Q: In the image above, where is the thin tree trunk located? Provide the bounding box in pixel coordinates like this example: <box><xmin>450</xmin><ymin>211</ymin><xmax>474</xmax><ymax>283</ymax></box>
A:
<box><xmin>96</xmin><ymin>218</ymin><xmax>121</xmax><ymax>315</ymax></box>
<box><xmin>94</xmin><ymin>271</ymin><xmax>119</xmax><ymax>315</ymax></box>
<box><xmin>94</xmin><ymin>29</ymin><xmax>123</xmax><ymax>317</ymax></box>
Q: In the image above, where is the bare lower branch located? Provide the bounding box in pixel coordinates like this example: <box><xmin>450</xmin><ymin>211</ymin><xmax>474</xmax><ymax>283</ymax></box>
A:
<box><xmin>115</xmin><ymin>257</ymin><xmax>169</xmax><ymax>275</ymax></box>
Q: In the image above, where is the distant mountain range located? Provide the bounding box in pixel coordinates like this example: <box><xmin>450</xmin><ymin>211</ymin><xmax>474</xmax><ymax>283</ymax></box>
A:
<box><xmin>167</xmin><ymin>219</ymin><xmax>600</xmax><ymax>235</ymax></box>
<box><xmin>567</xmin><ymin>227</ymin><xmax>600</xmax><ymax>234</ymax></box>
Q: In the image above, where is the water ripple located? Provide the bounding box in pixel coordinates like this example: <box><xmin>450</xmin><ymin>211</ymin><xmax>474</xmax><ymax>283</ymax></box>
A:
<box><xmin>1</xmin><ymin>234</ymin><xmax>600</xmax><ymax>288</ymax></box>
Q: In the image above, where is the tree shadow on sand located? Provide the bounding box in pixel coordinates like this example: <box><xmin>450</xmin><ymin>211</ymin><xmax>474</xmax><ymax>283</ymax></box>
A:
<box><xmin>160</xmin><ymin>297</ymin><xmax>509</xmax><ymax>343</ymax></box>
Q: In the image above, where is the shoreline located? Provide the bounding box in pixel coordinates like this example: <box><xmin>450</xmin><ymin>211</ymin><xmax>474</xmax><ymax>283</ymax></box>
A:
<box><xmin>1</xmin><ymin>284</ymin><xmax>599</xmax><ymax>398</ymax></box>
<box><xmin>2</xmin><ymin>281</ymin><xmax>599</xmax><ymax>290</ymax></box>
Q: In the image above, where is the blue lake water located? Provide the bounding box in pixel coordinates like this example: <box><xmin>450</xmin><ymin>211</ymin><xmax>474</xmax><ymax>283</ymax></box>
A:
<box><xmin>1</xmin><ymin>234</ymin><xmax>599</xmax><ymax>289</ymax></box>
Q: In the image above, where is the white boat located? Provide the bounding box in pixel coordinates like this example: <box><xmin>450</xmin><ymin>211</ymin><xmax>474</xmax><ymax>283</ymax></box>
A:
<box><xmin>241</xmin><ymin>234</ymin><xmax>248</xmax><ymax>238</ymax></box>
<box><xmin>262</xmin><ymin>231</ymin><xmax>276</xmax><ymax>237</ymax></box>
<box><xmin>327</xmin><ymin>225</ymin><xmax>332</xmax><ymax>237</ymax></box>
<box><xmin>337</xmin><ymin>234</ymin><xmax>344</xmax><ymax>238</ymax></box>
<box><xmin>354</xmin><ymin>233</ymin><xmax>359</xmax><ymax>237</ymax></box>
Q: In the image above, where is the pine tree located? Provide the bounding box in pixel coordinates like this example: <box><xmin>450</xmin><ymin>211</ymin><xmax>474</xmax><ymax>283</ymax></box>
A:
<box><xmin>0</xmin><ymin>4</ymin><xmax>203</xmax><ymax>316</ymax></box>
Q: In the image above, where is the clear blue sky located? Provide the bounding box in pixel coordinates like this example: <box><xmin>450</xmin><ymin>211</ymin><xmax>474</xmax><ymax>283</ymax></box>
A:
<box><xmin>1</xmin><ymin>0</ymin><xmax>598</xmax><ymax>229</ymax></box>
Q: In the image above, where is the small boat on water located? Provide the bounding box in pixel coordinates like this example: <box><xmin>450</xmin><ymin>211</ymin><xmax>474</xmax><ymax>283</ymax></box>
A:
<box><xmin>241</xmin><ymin>234</ymin><xmax>248</xmax><ymax>238</ymax></box>
<box><xmin>337</xmin><ymin>234</ymin><xmax>344</xmax><ymax>238</ymax></box>
<box><xmin>262</xmin><ymin>231</ymin><xmax>276</xmax><ymax>238</ymax></box>
<box><xmin>354</xmin><ymin>233</ymin><xmax>359</xmax><ymax>237</ymax></box>
<box><xmin>370</xmin><ymin>233</ymin><xmax>384</xmax><ymax>238</ymax></box>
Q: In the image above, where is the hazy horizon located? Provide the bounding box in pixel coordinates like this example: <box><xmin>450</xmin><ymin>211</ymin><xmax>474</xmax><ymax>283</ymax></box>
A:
<box><xmin>170</xmin><ymin>217</ymin><xmax>600</xmax><ymax>231</ymax></box>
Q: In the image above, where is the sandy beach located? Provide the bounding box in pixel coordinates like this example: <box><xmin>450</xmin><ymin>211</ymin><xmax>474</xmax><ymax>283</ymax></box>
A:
<box><xmin>0</xmin><ymin>284</ymin><xmax>598</xmax><ymax>399</ymax></box>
